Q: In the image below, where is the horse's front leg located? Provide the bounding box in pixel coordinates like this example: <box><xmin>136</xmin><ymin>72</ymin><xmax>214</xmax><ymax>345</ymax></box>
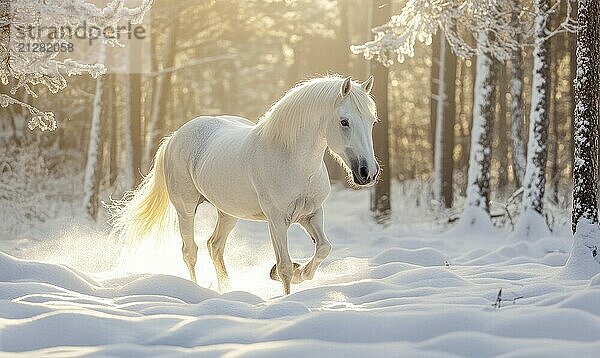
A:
<box><xmin>267</xmin><ymin>214</ymin><xmax>296</xmax><ymax>295</ymax></box>
<box><xmin>299</xmin><ymin>207</ymin><xmax>332</xmax><ymax>281</ymax></box>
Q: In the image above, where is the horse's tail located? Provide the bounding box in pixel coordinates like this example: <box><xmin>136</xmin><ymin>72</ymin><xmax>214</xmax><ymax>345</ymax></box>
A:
<box><xmin>110</xmin><ymin>135</ymin><xmax>175</xmax><ymax>245</ymax></box>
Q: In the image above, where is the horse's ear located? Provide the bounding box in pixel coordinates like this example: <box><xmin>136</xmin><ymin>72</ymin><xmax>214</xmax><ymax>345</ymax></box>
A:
<box><xmin>361</xmin><ymin>75</ymin><xmax>374</xmax><ymax>93</ymax></box>
<box><xmin>340</xmin><ymin>77</ymin><xmax>352</xmax><ymax>98</ymax></box>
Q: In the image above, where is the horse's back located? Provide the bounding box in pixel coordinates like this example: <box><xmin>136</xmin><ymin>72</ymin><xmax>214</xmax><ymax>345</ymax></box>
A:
<box><xmin>217</xmin><ymin>115</ymin><xmax>256</xmax><ymax>127</ymax></box>
<box><xmin>171</xmin><ymin>115</ymin><xmax>253</xmax><ymax>154</ymax></box>
<box><xmin>177</xmin><ymin>115</ymin><xmax>253</xmax><ymax>138</ymax></box>
<box><xmin>166</xmin><ymin>115</ymin><xmax>263</xmax><ymax>219</ymax></box>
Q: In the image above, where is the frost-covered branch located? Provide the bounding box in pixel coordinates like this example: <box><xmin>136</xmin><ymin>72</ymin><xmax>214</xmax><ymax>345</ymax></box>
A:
<box><xmin>0</xmin><ymin>0</ymin><xmax>152</xmax><ymax>131</ymax></box>
<box><xmin>351</xmin><ymin>0</ymin><xmax>579</xmax><ymax>65</ymax></box>
<box><xmin>0</xmin><ymin>93</ymin><xmax>55</xmax><ymax>130</ymax></box>
<box><xmin>542</xmin><ymin>0</ymin><xmax>577</xmax><ymax>40</ymax></box>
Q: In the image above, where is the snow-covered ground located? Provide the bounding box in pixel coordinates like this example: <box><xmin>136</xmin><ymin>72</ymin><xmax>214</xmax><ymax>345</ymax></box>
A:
<box><xmin>1</xmin><ymin>185</ymin><xmax>599</xmax><ymax>357</ymax></box>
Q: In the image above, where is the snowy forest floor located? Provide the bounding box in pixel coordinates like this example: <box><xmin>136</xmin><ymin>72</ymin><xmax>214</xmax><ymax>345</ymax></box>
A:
<box><xmin>1</xmin><ymin>184</ymin><xmax>599</xmax><ymax>357</ymax></box>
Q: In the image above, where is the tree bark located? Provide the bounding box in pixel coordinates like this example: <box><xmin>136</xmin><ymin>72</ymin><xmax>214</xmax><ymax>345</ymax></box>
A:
<box><xmin>430</xmin><ymin>32</ymin><xmax>441</xmax><ymax>165</ymax></box>
<box><xmin>569</xmin><ymin>1</ymin><xmax>578</xmax><ymax>178</ymax></box>
<box><xmin>144</xmin><ymin>19</ymin><xmax>178</xmax><ymax>170</ymax></box>
<box><xmin>519</xmin><ymin>0</ymin><xmax>551</xmax><ymax>236</ymax></box>
<box><xmin>549</xmin><ymin>9</ymin><xmax>563</xmax><ymax>204</ymax></box>
<box><xmin>433</xmin><ymin>33</ymin><xmax>456</xmax><ymax>208</ymax></box>
<box><xmin>463</xmin><ymin>33</ymin><xmax>496</xmax><ymax>223</ymax></box>
<box><xmin>129</xmin><ymin>40</ymin><xmax>143</xmax><ymax>186</ymax></box>
<box><xmin>549</xmin><ymin>53</ymin><xmax>560</xmax><ymax>204</ymax></box>
<box><xmin>82</xmin><ymin>47</ymin><xmax>106</xmax><ymax>220</ymax></box>
<box><xmin>121</xmin><ymin>74</ymin><xmax>135</xmax><ymax>191</ymax></box>
<box><xmin>509</xmin><ymin>0</ymin><xmax>526</xmax><ymax>188</ymax></box>
<box><xmin>572</xmin><ymin>0</ymin><xmax>599</xmax><ymax>232</ymax></box>
<box><xmin>370</xmin><ymin>0</ymin><xmax>392</xmax><ymax>223</ymax></box>
<box><xmin>565</xmin><ymin>0</ymin><xmax>599</xmax><ymax>274</ymax></box>
<box><xmin>109</xmin><ymin>74</ymin><xmax>118</xmax><ymax>187</ymax></box>
<box><xmin>496</xmin><ymin>61</ymin><xmax>509</xmax><ymax>189</ymax></box>
<box><xmin>456</xmin><ymin>58</ymin><xmax>472</xmax><ymax>196</ymax></box>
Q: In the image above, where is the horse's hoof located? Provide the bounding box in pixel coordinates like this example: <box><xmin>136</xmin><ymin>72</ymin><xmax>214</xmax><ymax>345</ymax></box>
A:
<box><xmin>270</xmin><ymin>262</ymin><xmax>301</xmax><ymax>281</ymax></box>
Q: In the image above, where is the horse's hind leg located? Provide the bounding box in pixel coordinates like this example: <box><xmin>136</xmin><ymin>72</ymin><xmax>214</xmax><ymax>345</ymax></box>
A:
<box><xmin>172</xmin><ymin>193</ymin><xmax>204</xmax><ymax>283</ymax></box>
<box><xmin>207</xmin><ymin>210</ymin><xmax>237</xmax><ymax>292</ymax></box>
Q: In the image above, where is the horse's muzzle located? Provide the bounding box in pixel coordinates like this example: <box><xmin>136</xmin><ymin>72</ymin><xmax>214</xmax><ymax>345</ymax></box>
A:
<box><xmin>351</xmin><ymin>160</ymin><xmax>379</xmax><ymax>186</ymax></box>
<box><xmin>352</xmin><ymin>164</ymin><xmax>379</xmax><ymax>186</ymax></box>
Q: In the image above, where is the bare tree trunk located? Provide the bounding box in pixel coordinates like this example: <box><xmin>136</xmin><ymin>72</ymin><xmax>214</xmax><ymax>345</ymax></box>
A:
<box><xmin>370</xmin><ymin>0</ymin><xmax>391</xmax><ymax>223</ymax></box>
<box><xmin>144</xmin><ymin>20</ymin><xmax>178</xmax><ymax>169</ymax></box>
<box><xmin>496</xmin><ymin>61</ymin><xmax>509</xmax><ymax>190</ymax></box>
<box><xmin>456</xmin><ymin>58</ymin><xmax>472</xmax><ymax>196</ymax></box>
<box><xmin>430</xmin><ymin>32</ymin><xmax>441</xmax><ymax>165</ymax></box>
<box><xmin>433</xmin><ymin>33</ymin><xmax>456</xmax><ymax>208</ymax></box>
<box><xmin>569</xmin><ymin>1</ymin><xmax>578</xmax><ymax>178</ymax></box>
<box><xmin>549</xmin><ymin>11</ymin><xmax>563</xmax><ymax>205</ymax></box>
<box><xmin>549</xmin><ymin>56</ymin><xmax>560</xmax><ymax>204</ymax></box>
<box><xmin>510</xmin><ymin>0</ymin><xmax>526</xmax><ymax>188</ymax></box>
<box><xmin>83</xmin><ymin>47</ymin><xmax>106</xmax><ymax>220</ymax></box>
<box><xmin>442</xmin><ymin>46</ymin><xmax>457</xmax><ymax>208</ymax></box>
<box><xmin>516</xmin><ymin>0</ymin><xmax>551</xmax><ymax>238</ymax></box>
<box><xmin>129</xmin><ymin>40</ymin><xmax>143</xmax><ymax>185</ymax></box>
<box><xmin>461</xmin><ymin>33</ymin><xmax>496</xmax><ymax>228</ymax></box>
<box><xmin>120</xmin><ymin>75</ymin><xmax>135</xmax><ymax>191</ymax></box>
<box><xmin>566</xmin><ymin>0</ymin><xmax>599</xmax><ymax>274</ymax></box>
<box><xmin>571</xmin><ymin>0</ymin><xmax>599</xmax><ymax>231</ymax></box>
<box><xmin>109</xmin><ymin>75</ymin><xmax>118</xmax><ymax>187</ymax></box>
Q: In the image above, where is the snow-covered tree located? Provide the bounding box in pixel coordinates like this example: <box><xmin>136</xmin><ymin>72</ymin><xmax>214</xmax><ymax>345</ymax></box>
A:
<box><xmin>351</xmin><ymin>1</ymin><xmax>527</xmax><ymax>65</ymax></box>
<box><xmin>353</xmin><ymin>0</ymin><xmax>579</xmax><ymax>230</ymax></box>
<box><xmin>509</xmin><ymin>0</ymin><xmax>526</xmax><ymax>188</ymax></box>
<box><xmin>515</xmin><ymin>0</ymin><xmax>577</xmax><ymax>238</ymax></box>
<box><xmin>82</xmin><ymin>46</ymin><xmax>106</xmax><ymax>220</ymax></box>
<box><xmin>514</xmin><ymin>0</ymin><xmax>552</xmax><ymax>238</ymax></box>
<box><xmin>565</xmin><ymin>0</ymin><xmax>599</xmax><ymax>275</ymax></box>
<box><xmin>0</xmin><ymin>0</ymin><xmax>152</xmax><ymax>131</ymax></box>
<box><xmin>353</xmin><ymin>0</ymin><xmax>528</xmax><ymax>228</ymax></box>
<box><xmin>463</xmin><ymin>33</ymin><xmax>496</xmax><ymax>226</ymax></box>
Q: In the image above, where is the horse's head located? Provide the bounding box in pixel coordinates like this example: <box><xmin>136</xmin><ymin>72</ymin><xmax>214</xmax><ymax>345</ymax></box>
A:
<box><xmin>326</xmin><ymin>76</ymin><xmax>379</xmax><ymax>187</ymax></box>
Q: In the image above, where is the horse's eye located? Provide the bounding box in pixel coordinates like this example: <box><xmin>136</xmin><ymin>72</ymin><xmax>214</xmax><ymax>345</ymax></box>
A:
<box><xmin>340</xmin><ymin>118</ymin><xmax>349</xmax><ymax>127</ymax></box>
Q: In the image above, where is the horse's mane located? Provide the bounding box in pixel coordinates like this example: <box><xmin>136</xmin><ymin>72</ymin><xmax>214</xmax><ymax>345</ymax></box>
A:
<box><xmin>255</xmin><ymin>75</ymin><xmax>377</xmax><ymax>149</ymax></box>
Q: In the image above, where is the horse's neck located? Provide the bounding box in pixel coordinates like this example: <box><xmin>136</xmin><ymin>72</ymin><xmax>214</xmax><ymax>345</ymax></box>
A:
<box><xmin>290</xmin><ymin>131</ymin><xmax>328</xmax><ymax>173</ymax></box>
<box><xmin>256</xmin><ymin>120</ymin><xmax>327</xmax><ymax>175</ymax></box>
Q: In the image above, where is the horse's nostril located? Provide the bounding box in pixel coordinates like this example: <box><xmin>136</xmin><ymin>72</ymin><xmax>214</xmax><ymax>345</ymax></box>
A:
<box><xmin>359</xmin><ymin>166</ymin><xmax>369</xmax><ymax>179</ymax></box>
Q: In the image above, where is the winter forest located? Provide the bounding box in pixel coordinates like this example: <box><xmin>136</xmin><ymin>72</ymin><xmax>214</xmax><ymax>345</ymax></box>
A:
<box><xmin>1</xmin><ymin>0</ymin><xmax>599</xmax><ymax>356</ymax></box>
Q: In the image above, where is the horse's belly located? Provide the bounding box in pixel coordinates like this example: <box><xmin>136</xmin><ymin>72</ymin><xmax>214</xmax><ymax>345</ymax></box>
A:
<box><xmin>201</xmin><ymin>185</ymin><xmax>266</xmax><ymax>221</ymax></box>
<box><xmin>194</xmin><ymin>154</ymin><xmax>266</xmax><ymax>221</ymax></box>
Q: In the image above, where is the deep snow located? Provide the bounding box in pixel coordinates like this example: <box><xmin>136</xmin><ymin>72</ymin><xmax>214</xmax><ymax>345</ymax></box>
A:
<box><xmin>1</xmin><ymin>186</ymin><xmax>599</xmax><ymax>357</ymax></box>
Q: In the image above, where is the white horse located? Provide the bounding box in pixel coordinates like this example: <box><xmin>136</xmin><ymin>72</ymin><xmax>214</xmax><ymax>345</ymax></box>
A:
<box><xmin>112</xmin><ymin>75</ymin><xmax>379</xmax><ymax>295</ymax></box>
